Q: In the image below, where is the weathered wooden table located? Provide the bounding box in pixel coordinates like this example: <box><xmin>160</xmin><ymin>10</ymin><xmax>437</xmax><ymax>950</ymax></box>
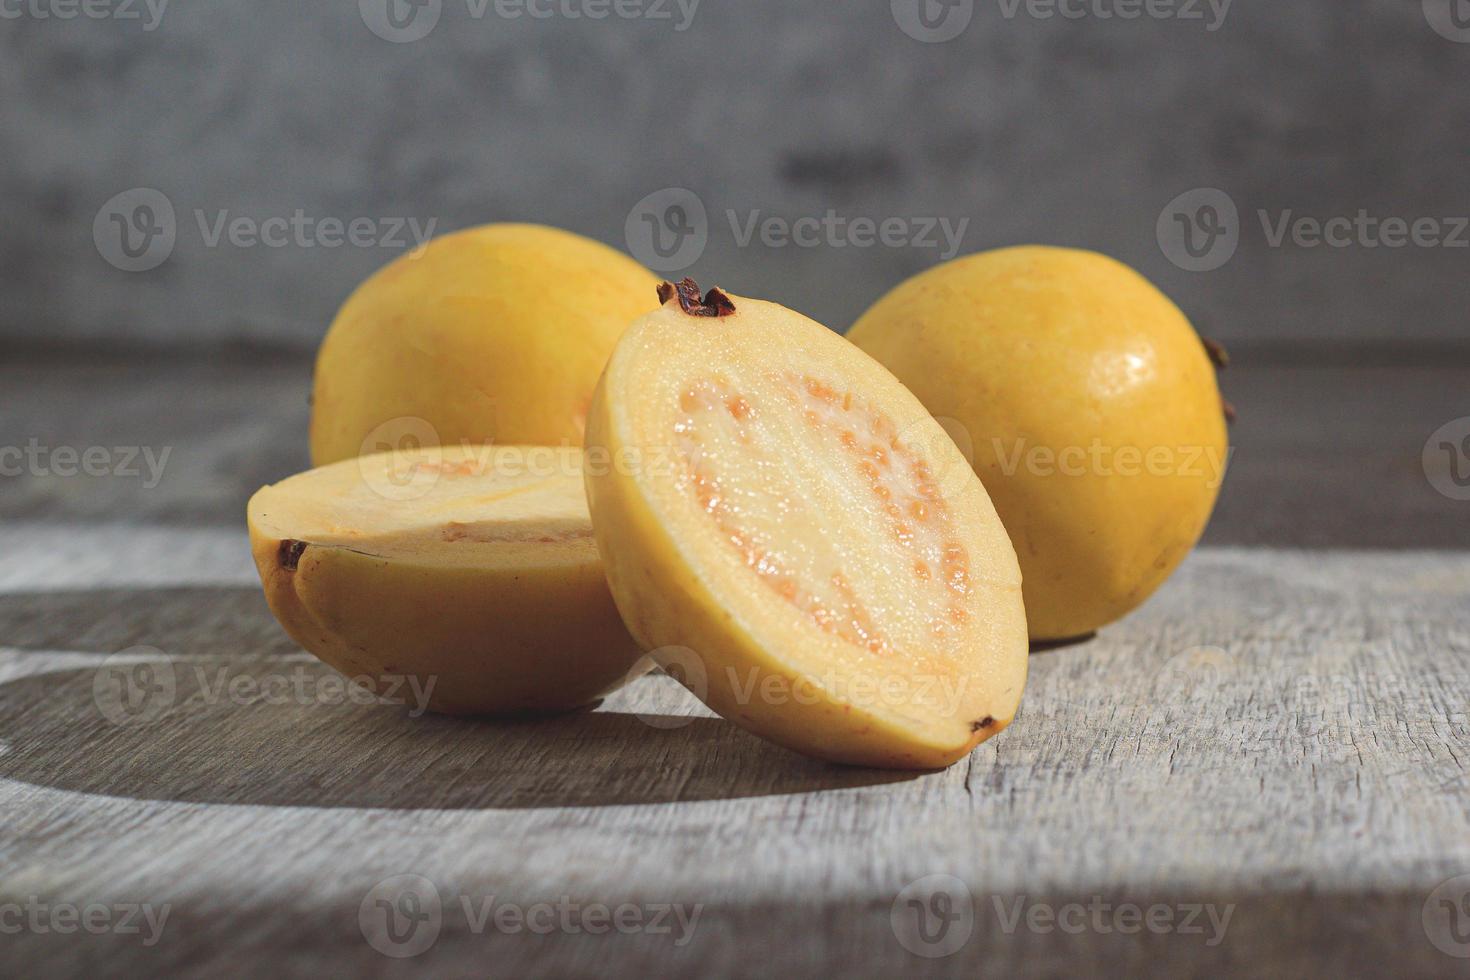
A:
<box><xmin>2</xmin><ymin>354</ymin><xmax>1468</xmax><ymax>977</ymax></box>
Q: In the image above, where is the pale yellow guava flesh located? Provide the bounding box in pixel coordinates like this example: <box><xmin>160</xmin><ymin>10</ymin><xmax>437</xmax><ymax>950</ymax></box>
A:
<box><xmin>586</xmin><ymin>282</ymin><xmax>1029</xmax><ymax>769</ymax></box>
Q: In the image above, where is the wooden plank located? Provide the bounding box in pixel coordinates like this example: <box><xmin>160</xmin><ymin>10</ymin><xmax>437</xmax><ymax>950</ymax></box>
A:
<box><xmin>0</xmin><ymin>526</ymin><xmax>1466</xmax><ymax>976</ymax></box>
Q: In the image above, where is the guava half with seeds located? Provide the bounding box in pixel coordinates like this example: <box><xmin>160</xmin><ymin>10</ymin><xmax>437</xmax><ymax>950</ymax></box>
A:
<box><xmin>584</xmin><ymin>279</ymin><xmax>1029</xmax><ymax>769</ymax></box>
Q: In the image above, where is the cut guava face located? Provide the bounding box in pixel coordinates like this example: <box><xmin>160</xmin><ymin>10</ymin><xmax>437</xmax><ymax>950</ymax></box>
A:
<box><xmin>585</xmin><ymin>280</ymin><xmax>1028</xmax><ymax>768</ymax></box>
<box><xmin>247</xmin><ymin>445</ymin><xmax>644</xmax><ymax>715</ymax></box>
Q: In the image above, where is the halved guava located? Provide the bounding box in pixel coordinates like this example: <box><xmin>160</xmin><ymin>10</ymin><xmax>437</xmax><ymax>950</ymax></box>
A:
<box><xmin>585</xmin><ymin>280</ymin><xmax>1028</xmax><ymax>768</ymax></box>
<box><xmin>248</xmin><ymin>445</ymin><xmax>644</xmax><ymax>715</ymax></box>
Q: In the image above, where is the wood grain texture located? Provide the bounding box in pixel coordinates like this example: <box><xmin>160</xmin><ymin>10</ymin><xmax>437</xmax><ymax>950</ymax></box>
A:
<box><xmin>3</xmin><ymin>353</ymin><xmax>1470</xmax><ymax>550</ymax></box>
<box><xmin>0</xmin><ymin>525</ymin><xmax>1466</xmax><ymax>977</ymax></box>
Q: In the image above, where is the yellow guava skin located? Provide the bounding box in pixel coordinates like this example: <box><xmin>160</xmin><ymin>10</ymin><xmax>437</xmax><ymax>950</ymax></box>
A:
<box><xmin>848</xmin><ymin>246</ymin><xmax>1229</xmax><ymax>641</ymax></box>
<box><xmin>309</xmin><ymin>223</ymin><xmax>659</xmax><ymax>466</ymax></box>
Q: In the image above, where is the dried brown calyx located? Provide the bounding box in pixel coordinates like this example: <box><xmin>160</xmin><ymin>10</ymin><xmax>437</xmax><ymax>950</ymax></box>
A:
<box><xmin>657</xmin><ymin>278</ymin><xmax>736</xmax><ymax>317</ymax></box>
<box><xmin>1201</xmin><ymin>337</ymin><xmax>1236</xmax><ymax>424</ymax></box>
<box><xmin>1202</xmin><ymin>337</ymin><xmax>1230</xmax><ymax>370</ymax></box>
<box><xmin>972</xmin><ymin>715</ymin><xmax>996</xmax><ymax>733</ymax></box>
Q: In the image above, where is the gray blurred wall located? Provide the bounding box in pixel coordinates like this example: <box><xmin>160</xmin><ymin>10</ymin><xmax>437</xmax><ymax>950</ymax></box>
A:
<box><xmin>1</xmin><ymin>0</ymin><xmax>1466</xmax><ymax>350</ymax></box>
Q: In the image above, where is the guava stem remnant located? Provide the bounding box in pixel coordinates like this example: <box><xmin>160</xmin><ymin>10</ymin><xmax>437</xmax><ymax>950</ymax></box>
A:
<box><xmin>972</xmin><ymin>715</ymin><xmax>996</xmax><ymax>732</ymax></box>
<box><xmin>658</xmin><ymin>278</ymin><xmax>736</xmax><ymax>317</ymax></box>
<box><xmin>1202</xmin><ymin>336</ymin><xmax>1230</xmax><ymax>370</ymax></box>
